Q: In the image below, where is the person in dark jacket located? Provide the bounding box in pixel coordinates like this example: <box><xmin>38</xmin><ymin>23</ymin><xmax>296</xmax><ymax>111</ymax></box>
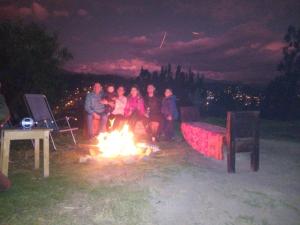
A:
<box><xmin>144</xmin><ymin>84</ymin><xmax>162</xmax><ymax>142</ymax></box>
<box><xmin>161</xmin><ymin>88</ymin><xmax>178</xmax><ymax>140</ymax></box>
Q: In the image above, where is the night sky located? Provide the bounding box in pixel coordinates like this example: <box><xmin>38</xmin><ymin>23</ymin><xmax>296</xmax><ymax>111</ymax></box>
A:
<box><xmin>1</xmin><ymin>0</ymin><xmax>300</xmax><ymax>83</ymax></box>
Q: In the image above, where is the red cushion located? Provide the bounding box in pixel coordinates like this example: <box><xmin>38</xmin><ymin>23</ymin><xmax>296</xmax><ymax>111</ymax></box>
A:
<box><xmin>181</xmin><ymin>122</ymin><xmax>226</xmax><ymax>160</ymax></box>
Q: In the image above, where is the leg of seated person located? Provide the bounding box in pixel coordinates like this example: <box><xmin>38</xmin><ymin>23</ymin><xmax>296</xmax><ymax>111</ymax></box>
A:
<box><xmin>87</xmin><ymin>114</ymin><xmax>94</xmax><ymax>138</ymax></box>
<box><xmin>92</xmin><ymin>116</ymin><xmax>101</xmax><ymax>136</ymax></box>
<box><xmin>100</xmin><ymin>113</ymin><xmax>108</xmax><ymax>132</ymax></box>
<box><xmin>112</xmin><ymin>114</ymin><xmax>124</xmax><ymax>130</ymax></box>
<box><xmin>107</xmin><ymin>114</ymin><xmax>117</xmax><ymax>131</ymax></box>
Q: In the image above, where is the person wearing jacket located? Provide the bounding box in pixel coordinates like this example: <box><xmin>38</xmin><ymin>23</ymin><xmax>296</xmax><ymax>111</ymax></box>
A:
<box><xmin>144</xmin><ymin>84</ymin><xmax>162</xmax><ymax>142</ymax></box>
<box><xmin>161</xmin><ymin>88</ymin><xmax>178</xmax><ymax>140</ymax></box>
<box><xmin>84</xmin><ymin>82</ymin><xmax>107</xmax><ymax>138</ymax></box>
<box><xmin>124</xmin><ymin>86</ymin><xmax>147</xmax><ymax>131</ymax></box>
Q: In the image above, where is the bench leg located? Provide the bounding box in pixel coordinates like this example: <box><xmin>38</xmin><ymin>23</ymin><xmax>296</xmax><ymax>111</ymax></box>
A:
<box><xmin>251</xmin><ymin>144</ymin><xmax>259</xmax><ymax>171</ymax></box>
<box><xmin>227</xmin><ymin>145</ymin><xmax>235</xmax><ymax>173</ymax></box>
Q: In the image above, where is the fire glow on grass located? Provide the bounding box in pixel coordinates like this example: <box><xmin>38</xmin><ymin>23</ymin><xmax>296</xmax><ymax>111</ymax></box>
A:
<box><xmin>96</xmin><ymin>124</ymin><xmax>148</xmax><ymax>158</ymax></box>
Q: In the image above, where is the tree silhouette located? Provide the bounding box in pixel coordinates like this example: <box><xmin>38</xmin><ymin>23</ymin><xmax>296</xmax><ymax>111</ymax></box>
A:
<box><xmin>262</xmin><ymin>25</ymin><xmax>300</xmax><ymax>119</ymax></box>
<box><xmin>0</xmin><ymin>21</ymin><xmax>72</xmax><ymax>119</ymax></box>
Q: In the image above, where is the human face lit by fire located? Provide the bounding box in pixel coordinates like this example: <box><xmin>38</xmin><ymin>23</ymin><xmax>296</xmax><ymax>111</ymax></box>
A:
<box><xmin>164</xmin><ymin>89</ymin><xmax>172</xmax><ymax>98</ymax></box>
<box><xmin>107</xmin><ymin>85</ymin><xmax>114</xmax><ymax>93</ymax></box>
<box><xmin>117</xmin><ymin>86</ymin><xmax>125</xmax><ymax>97</ymax></box>
<box><xmin>93</xmin><ymin>83</ymin><xmax>102</xmax><ymax>95</ymax></box>
<box><xmin>130</xmin><ymin>87</ymin><xmax>139</xmax><ymax>97</ymax></box>
<box><xmin>147</xmin><ymin>85</ymin><xmax>155</xmax><ymax>96</ymax></box>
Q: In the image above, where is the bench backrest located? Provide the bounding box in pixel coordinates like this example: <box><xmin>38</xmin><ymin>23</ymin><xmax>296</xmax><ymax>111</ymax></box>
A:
<box><xmin>226</xmin><ymin>111</ymin><xmax>260</xmax><ymax>152</ymax></box>
<box><xmin>180</xmin><ymin>106</ymin><xmax>200</xmax><ymax>122</ymax></box>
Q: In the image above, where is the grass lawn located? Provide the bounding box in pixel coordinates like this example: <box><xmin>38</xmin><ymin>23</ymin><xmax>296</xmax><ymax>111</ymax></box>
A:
<box><xmin>0</xmin><ymin>119</ymin><xmax>300</xmax><ymax>225</ymax></box>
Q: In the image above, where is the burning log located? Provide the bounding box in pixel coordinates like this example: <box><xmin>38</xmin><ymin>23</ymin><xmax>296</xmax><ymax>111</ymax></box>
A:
<box><xmin>78</xmin><ymin>124</ymin><xmax>160</xmax><ymax>163</ymax></box>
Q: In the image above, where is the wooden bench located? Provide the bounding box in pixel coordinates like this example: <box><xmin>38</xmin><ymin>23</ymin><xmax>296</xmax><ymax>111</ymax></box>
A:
<box><xmin>181</xmin><ymin>110</ymin><xmax>260</xmax><ymax>173</ymax></box>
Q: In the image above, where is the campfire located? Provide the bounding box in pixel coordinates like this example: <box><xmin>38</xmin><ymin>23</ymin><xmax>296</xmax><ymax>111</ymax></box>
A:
<box><xmin>97</xmin><ymin>124</ymin><xmax>148</xmax><ymax>158</ymax></box>
<box><xmin>80</xmin><ymin>124</ymin><xmax>159</xmax><ymax>163</ymax></box>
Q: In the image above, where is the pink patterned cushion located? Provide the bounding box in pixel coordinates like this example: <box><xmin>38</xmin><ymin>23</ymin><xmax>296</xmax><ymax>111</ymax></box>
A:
<box><xmin>181</xmin><ymin>122</ymin><xmax>226</xmax><ymax>160</ymax></box>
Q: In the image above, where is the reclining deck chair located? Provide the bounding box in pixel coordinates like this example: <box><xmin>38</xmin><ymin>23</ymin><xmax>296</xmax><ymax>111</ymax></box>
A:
<box><xmin>24</xmin><ymin>94</ymin><xmax>78</xmax><ymax>150</ymax></box>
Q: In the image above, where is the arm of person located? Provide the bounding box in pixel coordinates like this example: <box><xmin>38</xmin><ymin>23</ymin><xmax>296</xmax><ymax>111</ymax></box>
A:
<box><xmin>139</xmin><ymin>98</ymin><xmax>146</xmax><ymax>116</ymax></box>
<box><xmin>124</xmin><ymin>99</ymin><xmax>132</xmax><ymax>117</ymax></box>
<box><xmin>84</xmin><ymin>94</ymin><xmax>94</xmax><ymax>114</ymax></box>
<box><xmin>170</xmin><ymin>98</ymin><xmax>179</xmax><ymax>120</ymax></box>
<box><xmin>0</xmin><ymin>115</ymin><xmax>10</xmax><ymax>128</ymax></box>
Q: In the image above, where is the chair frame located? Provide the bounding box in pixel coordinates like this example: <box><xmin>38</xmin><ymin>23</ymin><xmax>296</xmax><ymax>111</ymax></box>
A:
<box><xmin>24</xmin><ymin>94</ymin><xmax>78</xmax><ymax>150</ymax></box>
<box><xmin>226</xmin><ymin>111</ymin><xmax>260</xmax><ymax>173</ymax></box>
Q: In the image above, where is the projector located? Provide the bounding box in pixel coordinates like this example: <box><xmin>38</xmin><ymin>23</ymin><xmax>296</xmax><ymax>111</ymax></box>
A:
<box><xmin>21</xmin><ymin>117</ymin><xmax>35</xmax><ymax>129</ymax></box>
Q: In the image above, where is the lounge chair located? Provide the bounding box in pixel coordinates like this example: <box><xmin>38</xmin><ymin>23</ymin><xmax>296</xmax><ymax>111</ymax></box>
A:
<box><xmin>24</xmin><ymin>94</ymin><xmax>78</xmax><ymax>150</ymax></box>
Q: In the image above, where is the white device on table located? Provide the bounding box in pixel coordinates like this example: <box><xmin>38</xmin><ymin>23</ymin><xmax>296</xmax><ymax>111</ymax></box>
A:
<box><xmin>21</xmin><ymin>117</ymin><xmax>35</xmax><ymax>129</ymax></box>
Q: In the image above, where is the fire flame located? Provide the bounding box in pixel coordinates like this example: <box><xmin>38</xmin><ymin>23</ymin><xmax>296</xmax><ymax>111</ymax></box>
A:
<box><xmin>96</xmin><ymin>124</ymin><xmax>144</xmax><ymax>158</ymax></box>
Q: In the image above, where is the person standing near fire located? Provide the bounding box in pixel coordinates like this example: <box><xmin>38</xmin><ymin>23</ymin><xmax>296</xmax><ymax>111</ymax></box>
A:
<box><xmin>84</xmin><ymin>82</ymin><xmax>107</xmax><ymax>139</ymax></box>
<box><xmin>161</xmin><ymin>88</ymin><xmax>178</xmax><ymax>140</ymax></box>
<box><xmin>145</xmin><ymin>84</ymin><xmax>162</xmax><ymax>142</ymax></box>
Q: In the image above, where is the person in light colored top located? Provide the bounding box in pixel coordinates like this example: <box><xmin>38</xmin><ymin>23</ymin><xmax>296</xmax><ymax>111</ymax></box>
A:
<box><xmin>112</xmin><ymin>86</ymin><xmax>127</xmax><ymax>116</ymax></box>
<box><xmin>108</xmin><ymin>86</ymin><xmax>127</xmax><ymax>130</ymax></box>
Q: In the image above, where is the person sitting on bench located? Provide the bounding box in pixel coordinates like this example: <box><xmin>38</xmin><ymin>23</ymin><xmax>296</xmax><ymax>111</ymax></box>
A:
<box><xmin>124</xmin><ymin>86</ymin><xmax>147</xmax><ymax>132</ymax></box>
<box><xmin>84</xmin><ymin>82</ymin><xmax>107</xmax><ymax>138</ymax></box>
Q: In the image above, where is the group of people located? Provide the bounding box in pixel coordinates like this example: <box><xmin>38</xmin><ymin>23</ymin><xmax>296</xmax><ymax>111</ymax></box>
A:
<box><xmin>84</xmin><ymin>82</ymin><xmax>178</xmax><ymax>142</ymax></box>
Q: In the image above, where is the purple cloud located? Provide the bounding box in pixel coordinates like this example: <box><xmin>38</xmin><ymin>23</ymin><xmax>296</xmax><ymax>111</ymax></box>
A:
<box><xmin>32</xmin><ymin>2</ymin><xmax>49</xmax><ymax>20</ymax></box>
<box><xmin>67</xmin><ymin>58</ymin><xmax>160</xmax><ymax>76</ymax></box>
<box><xmin>77</xmin><ymin>9</ymin><xmax>88</xmax><ymax>16</ymax></box>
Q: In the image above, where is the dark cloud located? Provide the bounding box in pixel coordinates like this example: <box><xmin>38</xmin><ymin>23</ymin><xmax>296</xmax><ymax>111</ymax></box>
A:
<box><xmin>0</xmin><ymin>0</ymin><xmax>299</xmax><ymax>83</ymax></box>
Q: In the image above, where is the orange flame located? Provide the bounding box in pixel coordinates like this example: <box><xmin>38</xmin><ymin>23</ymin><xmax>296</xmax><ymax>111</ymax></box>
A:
<box><xmin>96</xmin><ymin>124</ymin><xmax>146</xmax><ymax>158</ymax></box>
